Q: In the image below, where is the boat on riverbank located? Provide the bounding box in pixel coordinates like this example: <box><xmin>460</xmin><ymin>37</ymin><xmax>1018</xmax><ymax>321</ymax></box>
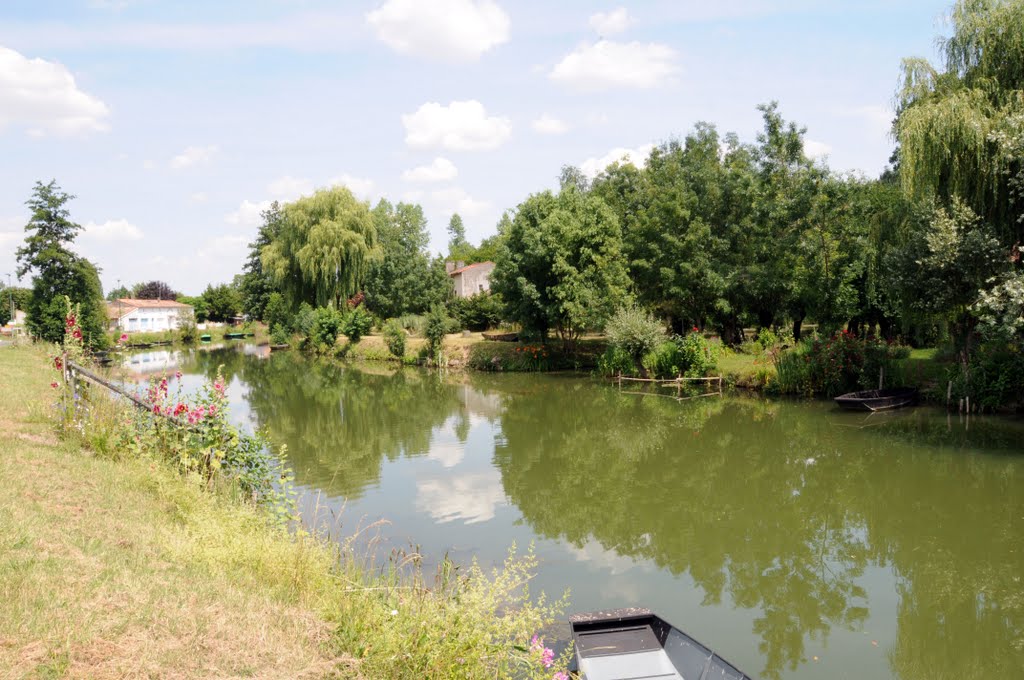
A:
<box><xmin>834</xmin><ymin>387</ymin><xmax>918</xmax><ymax>411</ymax></box>
<box><xmin>570</xmin><ymin>609</ymin><xmax>752</xmax><ymax>680</ymax></box>
<box><xmin>224</xmin><ymin>332</ymin><xmax>245</xmax><ymax>340</ymax></box>
<box><xmin>200</xmin><ymin>334</ymin><xmax>211</xmax><ymax>342</ymax></box>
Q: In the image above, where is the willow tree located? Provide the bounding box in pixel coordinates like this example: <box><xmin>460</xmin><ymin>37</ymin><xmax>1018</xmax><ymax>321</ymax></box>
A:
<box><xmin>261</xmin><ymin>186</ymin><xmax>379</xmax><ymax>309</ymax></box>
<box><xmin>896</xmin><ymin>0</ymin><xmax>1024</xmax><ymax>242</ymax></box>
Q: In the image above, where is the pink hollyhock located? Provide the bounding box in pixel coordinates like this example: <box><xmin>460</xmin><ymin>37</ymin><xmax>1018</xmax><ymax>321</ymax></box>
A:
<box><xmin>553</xmin><ymin>673</ymin><xmax>568</xmax><ymax>680</ymax></box>
<box><xmin>175</xmin><ymin>371</ymin><xmax>182</xmax><ymax>379</ymax></box>
<box><xmin>50</xmin><ymin>382</ymin><xmax>59</xmax><ymax>389</ymax></box>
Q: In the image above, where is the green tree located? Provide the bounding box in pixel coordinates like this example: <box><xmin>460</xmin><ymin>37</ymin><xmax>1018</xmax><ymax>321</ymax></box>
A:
<box><xmin>202</xmin><ymin>283</ymin><xmax>243</xmax><ymax>323</ymax></box>
<box><xmin>262</xmin><ymin>187</ymin><xmax>379</xmax><ymax>309</ymax></box>
<box><xmin>447</xmin><ymin>212</ymin><xmax>477</xmax><ymax>262</ymax></box>
<box><xmin>239</xmin><ymin>202</ymin><xmax>282</xmax><ymax>320</ymax></box>
<box><xmin>105</xmin><ymin>284</ymin><xmax>131</xmax><ymax>301</ymax></box>
<box><xmin>896</xmin><ymin>0</ymin><xmax>1024</xmax><ymax>242</ymax></box>
<box><xmin>15</xmin><ymin>180</ymin><xmax>108</xmax><ymax>348</ymax></box>
<box><xmin>178</xmin><ymin>294</ymin><xmax>209</xmax><ymax>322</ymax></box>
<box><xmin>264</xmin><ymin>292</ymin><xmax>290</xmax><ymax>333</ymax></box>
<box><xmin>491</xmin><ymin>185</ymin><xmax>630</xmax><ymax>347</ymax></box>
<box><xmin>364</xmin><ymin>200</ymin><xmax>450</xmax><ymax>317</ymax></box>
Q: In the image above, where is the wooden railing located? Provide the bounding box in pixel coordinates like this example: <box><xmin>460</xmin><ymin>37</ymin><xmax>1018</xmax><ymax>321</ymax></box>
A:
<box><xmin>613</xmin><ymin>374</ymin><xmax>724</xmax><ymax>401</ymax></box>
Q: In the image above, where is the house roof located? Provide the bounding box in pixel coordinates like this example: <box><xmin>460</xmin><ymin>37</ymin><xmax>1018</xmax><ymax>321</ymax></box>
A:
<box><xmin>107</xmin><ymin>303</ymin><xmax>138</xmax><ymax>320</ymax></box>
<box><xmin>448</xmin><ymin>261</ymin><xmax>495</xmax><ymax>277</ymax></box>
<box><xmin>116</xmin><ymin>298</ymin><xmax>192</xmax><ymax>309</ymax></box>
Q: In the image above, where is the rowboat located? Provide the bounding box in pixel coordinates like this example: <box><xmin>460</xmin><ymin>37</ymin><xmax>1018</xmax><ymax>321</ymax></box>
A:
<box><xmin>224</xmin><ymin>332</ymin><xmax>246</xmax><ymax>340</ymax></box>
<box><xmin>834</xmin><ymin>387</ymin><xmax>918</xmax><ymax>411</ymax></box>
<box><xmin>200</xmin><ymin>334</ymin><xmax>212</xmax><ymax>342</ymax></box>
<box><xmin>482</xmin><ymin>330</ymin><xmax>519</xmax><ymax>342</ymax></box>
<box><xmin>570</xmin><ymin>609</ymin><xmax>752</xmax><ymax>680</ymax></box>
<box><xmin>269</xmin><ymin>343</ymin><xmax>290</xmax><ymax>351</ymax></box>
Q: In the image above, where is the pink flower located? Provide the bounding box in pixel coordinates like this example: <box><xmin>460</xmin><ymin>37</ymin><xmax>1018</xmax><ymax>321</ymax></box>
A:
<box><xmin>530</xmin><ymin>635</ymin><xmax>541</xmax><ymax>652</ymax></box>
<box><xmin>553</xmin><ymin>673</ymin><xmax>568</xmax><ymax>680</ymax></box>
<box><xmin>173</xmin><ymin>403</ymin><xmax>187</xmax><ymax>417</ymax></box>
<box><xmin>213</xmin><ymin>381</ymin><xmax>225</xmax><ymax>394</ymax></box>
<box><xmin>50</xmin><ymin>381</ymin><xmax>59</xmax><ymax>389</ymax></box>
<box><xmin>541</xmin><ymin>647</ymin><xmax>554</xmax><ymax>668</ymax></box>
<box><xmin>72</xmin><ymin>328</ymin><xmax>83</xmax><ymax>340</ymax></box>
<box><xmin>175</xmin><ymin>371</ymin><xmax>182</xmax><ymax>379</ymax></box>
<box><xmin>119</xmin><ymin>333</ymin><xmax>128</xmax><ymax>342</ymax></box>
<box><xmin>208</xmin><ymin>404</ymin><xmax>217</xmax><ymax>416</ymax></box>
<box><xmin>152</xmin><ymin>404</ymin><xmax>161</xmax><ymax>415</ymax></box>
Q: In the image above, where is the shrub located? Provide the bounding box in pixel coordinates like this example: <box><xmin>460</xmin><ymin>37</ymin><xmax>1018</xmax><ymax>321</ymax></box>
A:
<box><xmin>342</xmin><ymin>305</ymin><xmax>373</xmax><ymax>343</ymax></box>
<box><xmin>677</xmin><ymin>330</ymin><xmax>718</xmax><ymax>378</ymax></box>
<box><xmin>952</xmin><ymin>343</ymin><xmax>1024</xmax><ymax>411</ymax></box>
<box><xmin>309</xmin><ymin>307</ymin><xmax>343</xmax><ymax>351</ymax></box>
<box><xmin>597</xmin><ymin>345</ymin><xmax>634</xmax><ymax>376</ymax></box>
<box><xmin>397</xmin><ymin>314</ymin><xmax>427</xmax><ymax>337</ymax></box>
<box><xmin>177</xmin><ymin>309</ymin><xmax>199</xmax><ymax>344</ymax></box>
<box><xmin>424</xmin><ymin>305</ymin><xmax>450</xmax><ymax>364</ymax></box>
<box><xmin>382</xmin><ymin>319</ymin><xmax>406</xmax><ymax>360</ymax></box>
<box><xmin>270</xmin><ymin>324</ymin><xmax>290</xmax><ymax>345</ymax></box>
<box><xmin>264</xmin><ymin>292</ymin><xmax>290</xmax><ymax>332</ymax></box>
<box><xmin>772</xmin><ymin>333</ymin><xmax>911</xmax><ymax>397</ymax></box>
<box><xmin>294</xmin><ymin>302</ymin><xmax>315</xmax><ymax>337</ymax></box>
<box><xmin>468</xmin><ymin>342</ymin><xmax>558</xmax><ymax>371</ymax></box>
<box><xmin>604</xmin><ymin>307</ymin><xmax>666</xmax><ymax>373</ymax></box>
<box><xmin>755</xmin><ymin>327</ymin><xmax>780</xmax><ymax>351</ymax></box>
<box><xmin>451</xmin><ymin>293</ymin><xmax>504</xmax><ymax>331</ymax></box>
<box><xmin>642</xmin><ymin>340</ymin><xmax>684</xmax><ymax>378</ymax></box>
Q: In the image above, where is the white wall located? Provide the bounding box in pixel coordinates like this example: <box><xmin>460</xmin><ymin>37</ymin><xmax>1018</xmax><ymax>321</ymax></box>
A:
<box><xmin>117</xmin><ymin>307</ymin><xmax>192</xmax><ymax>332</ymax></box>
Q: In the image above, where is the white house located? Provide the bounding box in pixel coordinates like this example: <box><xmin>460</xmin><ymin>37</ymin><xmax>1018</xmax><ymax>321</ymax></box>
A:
<box><xmin>447</xmin><ymin>261</ymin><xmax>495</xmax><ymax>298</ymax></box>
<box><xmin>108</xmin><ymin>298</ymin><xmax>193</xmax><ymax>333</ymax></box>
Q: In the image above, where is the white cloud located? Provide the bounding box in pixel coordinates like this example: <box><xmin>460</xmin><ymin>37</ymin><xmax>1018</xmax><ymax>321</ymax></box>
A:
<box><xmin>589</xmin><ymin>8</ymin><xmax>633</xmax><ymax>36</ymax></box>
<box><xmin>189</xmin><ymin>191</ymin><xmax>209</xmax><ymax>204</ymax></box>
<box><xmin>142</xmin><ymin>159</ymin><xmax>156</xmax><ymax>170</ymax></box>
<box><xmin>550</xmin><ymin>40</ymin><xmax>678</xmax><ymax>91</ymax></box>
<box><xmin>0</xmin><ymin>46</ymin><xmax>110</xmax><ymax>136</ymax></box>
<box><xmin>531</xmin><ymin>114</ymin><xmax>569</xmax><ymax>135</ymax></box>
<box><xmin>804</xmin><ymin>139</ymin><xmax>832</xmax><ymax>159</ymax></box>
<box><xmin>198</xmin><ymin>234</ymin><xmax>248</xmax><ymax>259</ymax></box>
<box><xmin>848</xmin><ymin>105</ymin><xmax>894</xmax><ymax>137</ymax></box>
<box><xmin>415</xmin><ymin>470</ymin><xmax>506</xmax><ymax>524</ymax></box>
<box><xmin>0</xmin><ymin>217</ymin><xmax>21</xmax><ymax>250</ymax></box>
<box><xmin>82</xmin><ymin>218</ymin><xmax>143</xmax><ymax>241</ymax></box>
<box><xmin>580</xmin><ymin>143</ymin><xmax>654</xmax><ymax>178</ymax></box>
<box><xmin>403</xmin><ymin>100</ymin><xmax>511</xmax><ymax>151</ymax></box>
<box><xmin>267</xmin><ymin>175</ymin><xmax>314</xmax><ymax>200</ymax></box>
<box><xmin>225</xmin><ymin>199</ymin><xmax>271</xmax><ymax>227</ymax></box>
<box><xmin>327</xmin><ymin>174</ymin><xmax>375</xmax><ymax>197</ymax></box>
<box><xmin>366</xmin><ymin>0</ymin><xmax>509</xmax><ymax>61</ymax></box>
<box><xmin>402</xmin><ymin>157</ymin><xmax>458</xmax><ymax>183</ymax></box>
<box><xmin>170</xmin><ymin>144</ymin><xmax>218</xmax><ymax>169</ymax></box>
<box><xmin>431</xmin><ymin>187</ymin><xmax>490</xmax><ymax>218</ymax></box>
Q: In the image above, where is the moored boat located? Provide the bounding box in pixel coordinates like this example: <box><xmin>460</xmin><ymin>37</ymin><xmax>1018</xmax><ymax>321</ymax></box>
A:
<box><xmin>834</xmin><ymin>387</ymin><xmax>918</xmax><ymax>411</ymax></box>
<box><xmin>570</xmin><ymin>609</ymin><xmax>752</xmax><ymax>680</ymax></box>
<box><xmin>224</xmin><ymin>332</ymin><xmax>245</xmax><ymax>340</ymax></box>
<box><xmin>269</xmin><ymin>343</ymin><xmax>290</xmax><ymax>351</ymax></box>
<box><xmin>200</xmin><ymin>334</ymin><xmax>212</xmax><ymax>342</ymax></box>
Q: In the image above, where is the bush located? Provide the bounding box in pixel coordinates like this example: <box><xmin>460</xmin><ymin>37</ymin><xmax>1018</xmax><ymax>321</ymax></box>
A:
<box><xmin>397</xmin><ymin>314</ymin><xmax>427</xmax><ymax>337</ymax></box>
<box><xmin>294</xmin><ymin>302</ymin><xmax>315</xmax><ymax>337</ymax></box>
<box><xmin>604</xmin><ymin>307</ymin><xmax>666</xmax><ymax>373</ymax></box>
<box><xmin>468</xmin><ymin>342</ymin><xmax>558</xmax><ymax>371</ymax></box>
<box><xmin>952</xmin><ymin>343</ymin><xmax>1024</xmax><ymax>411</ymax></box>
<box><xmin>308</xmin><ymin>307</ymin><xmax>343</xmax><ymax>351</ymax></box>
<box><xmin>642</xmin><ymin>340</ymin><xmax>684</xmax><ymax>378</ymax></box>
<box><xmin>342</xmin><ymin>305</ymin><xmax>373</xmax><ymax>343</ymax></box>
<box><xmin>270</xmin><ymin>324</ymin><xmax>290</xmax><ymax>345</ymax></box>
<box><xmin>424</xmin><ymin>306</ymin><xmax>450</xmax><ymax>363</ymax></box>
<box><xmin>382</xmin><ymin>319</ymin><xmax>406</xmax><ymax>360</ymax></box>
<box><xmin>677</xmin><ymin>331</ymin><xmax>718</xmax><ymax>378</ymax></box>
<box><xmin>771</xmin><ymin>333</ymin><xmax>910</xmax><ymax>397</ymax></box>
<box><xmin>597</xmin><ymin>345</ymin><xmax>635</xmax><ymax>376</ymax></box>
<box><xmin>451</xmin><ymin>293</ymin><xmax>504</xmax><ymax>331</ymax></box>
<box><xmin>264</xmin><ymin>292</ymin><xmax>290</xmax><ymax>332</ymax></box>
<box><xmin>177</xmin><ymin>309</ymin><xmax>199</xmax><ymax>344</ymax></box>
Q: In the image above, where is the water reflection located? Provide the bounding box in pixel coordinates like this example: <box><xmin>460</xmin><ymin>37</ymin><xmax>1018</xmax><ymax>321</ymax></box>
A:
<box><xmin>160</xmin><ymin>347</ymin><xmax>1024</xmax><ymax>679</ymax></box>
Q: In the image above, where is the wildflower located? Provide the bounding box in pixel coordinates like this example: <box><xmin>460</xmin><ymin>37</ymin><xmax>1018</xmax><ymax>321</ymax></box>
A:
<box><xmin>54</xmin><ymin>356</ymin><xmax>63</xmax><ymax>370</ymax></box>
<box><xmin>119</xmin><ymin>333</ymin><xmax>128</xmax><ymax>342</ymax></box>
<box><xmin>175</xmin><ymin>371</ymin><xmax>182</xmax><ymax>379</ymax></box>
<box><xmin>213</xmin><ymin>381</ymin><xmax>225</xmax><ymax>394</ymax></box>
<box><xmin>541</xmin><ymin>647</ymin><xmax>554</xmax><ymax>668</ymax></box>
<box><xmin>50</xmin><ymin>381</ymin><xmax>58</xmax><ymax>389</ymax></box>
<box><xmin>65</xmin><ymin>315</ymin><xmax>76</xmax><ymax>328</ymax></box>
<box><xmin>208</xmin><ymin>404</ymin><xmax>218</xmax><ymax>416</ymax></box>
<box><xmin>693</xmin><ymin>326</ymin><xmax>699</xmax><ymax>332</ymax></box>
<box><xmin>390</xmin><ymin>609</ymin><xmax>398</xmax><ymax>616</ymax></box>
<box><xmin>72</xmin><ymin>328</ymin><xmax>83</xmax><ymax>340</ymax></box>
<box><xmin>152</xmin><ymin>404</ymin><xmax>162</xmax><ymax>415</ymax></box>
<box><xmin>159</xmin><ymin>378</ymin><xmax>168</xmax><ymax>392</ymax></box>
<box><xmin>553</xmin><ymin>673</ymin><xmax>569</xmax><ymax>680</ymax></box>
<box><xmin>173</xmin><ymin>403</ymin><xmax>187</xmax><ymax>417</ymax></box>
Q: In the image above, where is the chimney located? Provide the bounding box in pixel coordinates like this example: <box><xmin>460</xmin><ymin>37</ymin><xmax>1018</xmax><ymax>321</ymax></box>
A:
<box><xmin>455</xmin><ymin>261</ymin><xmax>465</xmax><ymax>270</ymax></box>
<box><xmin>445</xmin><ymin>261</ymin><xmax>456</xmax><ymax>274</ymax></box>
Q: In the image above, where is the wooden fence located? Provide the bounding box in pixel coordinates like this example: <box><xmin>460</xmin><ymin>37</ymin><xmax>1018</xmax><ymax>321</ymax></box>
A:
<box><xmin>613</xmin><ymin>374</ymin><xmax>724</xmax><ymax>401</ymax></box>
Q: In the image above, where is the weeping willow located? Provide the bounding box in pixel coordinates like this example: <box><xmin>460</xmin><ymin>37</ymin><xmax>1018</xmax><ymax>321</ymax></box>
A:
<box><xmin>896</xmin><ymin>0</ymin><xmax>1024</xmax><ymax>241</ymax></box>
<box><xmin>261</xmin><ymin>186</ymin><xmax>380</xmax><ymax>309</ymax></box>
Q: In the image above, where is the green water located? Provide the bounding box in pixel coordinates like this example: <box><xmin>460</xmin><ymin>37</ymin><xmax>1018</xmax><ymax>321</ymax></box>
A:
<box><xmin>136</xmin><ymin>346</ymin><xmax>1024</xmax><ymax>679</ymax></box>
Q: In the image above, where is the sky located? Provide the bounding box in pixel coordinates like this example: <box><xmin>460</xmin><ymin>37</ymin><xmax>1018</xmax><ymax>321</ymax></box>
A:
<box><xmin>0</xmin><ymin>0</ymin><xmax>952</xmax><ymax>296</ymax></box>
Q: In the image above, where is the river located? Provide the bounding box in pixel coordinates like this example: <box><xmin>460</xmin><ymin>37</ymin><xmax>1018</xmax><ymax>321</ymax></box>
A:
<box><xmin>124</xmin><ymin>345</ymin><xmax>1024</xmax><ymax>680</ymax></box>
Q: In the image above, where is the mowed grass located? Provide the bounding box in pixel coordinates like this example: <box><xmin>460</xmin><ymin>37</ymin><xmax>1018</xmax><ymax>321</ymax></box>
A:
<box><xmin>0</xmin><ymin>344</ymin><xmax>348</xmax><ymax>679</ymax></box>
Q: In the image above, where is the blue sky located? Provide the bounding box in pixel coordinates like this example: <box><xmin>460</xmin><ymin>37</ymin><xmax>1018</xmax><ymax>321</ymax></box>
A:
<box><xmin>0</xmin><ymin>0</ymin><xmax>950</xmax><ymax>295</ymax></box>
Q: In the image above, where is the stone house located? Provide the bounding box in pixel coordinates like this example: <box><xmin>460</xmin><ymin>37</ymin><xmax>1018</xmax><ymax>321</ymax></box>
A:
<box><xmin>446</xmin><ymin>261</ymin><xmax>495</xmax><ymax>298</ymax></box>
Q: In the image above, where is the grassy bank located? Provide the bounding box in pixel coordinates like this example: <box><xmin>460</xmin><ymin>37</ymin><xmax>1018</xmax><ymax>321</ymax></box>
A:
<box><xmin>0</xmin><ymin>344</ymin><xmax>570</xmax><ymax>678</ymax></box>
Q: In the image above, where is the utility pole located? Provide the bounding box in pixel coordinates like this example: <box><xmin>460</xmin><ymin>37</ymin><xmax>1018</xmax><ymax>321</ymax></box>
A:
<box><xmin>117</xmin><ymin>278</ymin><xmax>123</xmax><ymax>332</ymax></box>
<box><xmin>3</xmin><ymin>273</ymin><xmax>12</xmax><ymax>328</ymax></box>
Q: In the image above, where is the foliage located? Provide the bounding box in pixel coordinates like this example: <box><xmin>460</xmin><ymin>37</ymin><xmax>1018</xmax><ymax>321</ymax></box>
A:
<box><xmin>951</xmin><ymin>342</ymin><xmax>1024</xmax><ymax>410</ymax></box>
<box><xmin>133</xmin><ymin>280</ymin><xmax>178</xmax><ymax>300</ymax></box>
<box><xmin>262</xmin><ymin>186</ymin><xmax>379</xmax><ymax>309</ymax></box>
<box><xmin>15</xmin><ymin>180</ymin><xmax>108</xmax><ymax>349</ymax></box>
<box><xmin>263</xmin><ymin>292</ymin><xmax>290</xmax><ymax>334</ymax></box>
<box><xmin>772</xmin><ymin>333</ymin><xmax>911</xmax><ymax>397</ymax></box>
<box><xmin>491</xmin><ymin>185</ymin><xmax>630</xmax><ymax>347</ymax></box>
<box><xmin>364</xmin><ymin>200</ymin><xmax>451</xmax><ymax>318</ymax></box>
<box><xmin>178</xmin><ymin>294</ymin><xmax>208</xmax><ymax>322</ymax></box>
<box><xmin>294</xmin><ymin>302</ymin><xmax>315</xmax><ymax>337</ymax></box>
<box><xmin>341</xmin><ymin>305</ymin><xmax>373</xmax><ymax>343</ymax></box>
<box><xmin>423</xmin><ymin>305</ymin><xmax>450</xmax><ymax>363</ymax></box>
<box><xmin>105</xmin><ymin>284</ymin><xmax>131</xmax><ymax>301</ymax></box>
<box><xmin>382</xmin><ymin>319</ymin><xmax>406</xmax><ymax>359</ymax></box>
<box><xmin>604</xmin><ymin>306</ymin><xmax>666</xmax><ymax>373</ymax></box>
<box><xmin>308</xmin><ymin>306</ymin><xmax>343</xmax><ymax>351</ymax></box>
<box><xmin>635</xmin><ymin>331</ymin><xmax>719</xmax><ymax>379</ymax></box>
<box><xmin>450</xmin><ymin>292</ymin><xmax>504</xmax><ymax>331</ymax></box>
<box><xmin>270</xmin><ymin>324</ymin><xmax>290</xmax><ymax>345</ymax></box>
<box><xmin>177</xmin><ymin>308</ymin><xmax>199</xmax><ymax>344</ymax></box>
<box><xmin>973</xmin><ymin>271</ymin><xmax>1024</xmax><ymax>342</ymax></box>
<box><xmin>202</xmin><ymin>283</ymin><xmax>243</xmax><ymax>323</ymax></box>
<box><xmin>239</xmin><ymin>202</ymin><xmax>282</xmax><ymax>320</ymax></box>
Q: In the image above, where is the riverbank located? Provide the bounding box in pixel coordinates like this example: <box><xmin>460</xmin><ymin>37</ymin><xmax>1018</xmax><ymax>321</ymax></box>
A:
<box><xmin>0</xmin><ymin>344</ymin><xmax>570</xmax><ymax>678</ymax></box>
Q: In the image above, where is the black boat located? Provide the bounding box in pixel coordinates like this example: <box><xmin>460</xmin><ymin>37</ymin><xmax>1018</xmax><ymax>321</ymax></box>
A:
<box><xmin>834</xmin><ymin>387</ymin><xmax>918</xmax><ymax>411</ymax></box>
<box><xmin>570</xmin><ymin>609</ymin><xmax>752</xmax><ymax>680</ymax></box>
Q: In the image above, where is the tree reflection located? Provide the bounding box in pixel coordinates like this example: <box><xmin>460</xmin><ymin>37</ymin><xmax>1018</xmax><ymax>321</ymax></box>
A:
<box><xmin>240</xmin><ymin>352</ymin><xmax>461</xmax><ymax>499</ymax></box>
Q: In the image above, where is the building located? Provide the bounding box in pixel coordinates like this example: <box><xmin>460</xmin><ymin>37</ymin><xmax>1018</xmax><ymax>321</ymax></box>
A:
<box><xmin>108</xmin><ymin>298</ymin><xmax>194</xmax><ymax>333</ymax></box>
<box><xmin>447</xmin><ymin>261</ymin><xmax>495</xmax><ymax>298</ymax></box>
